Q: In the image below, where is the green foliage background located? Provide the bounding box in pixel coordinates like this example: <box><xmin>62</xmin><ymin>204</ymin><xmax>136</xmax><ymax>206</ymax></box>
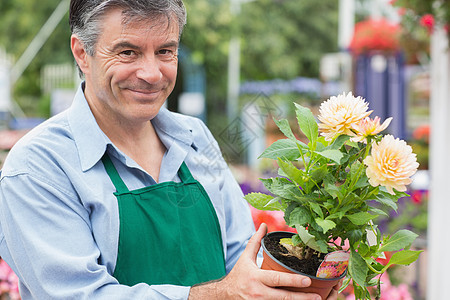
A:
<box><xmin>0</xmin><ymin>0</ymin><xmax>341</xmax><ymax>124</ymax></box>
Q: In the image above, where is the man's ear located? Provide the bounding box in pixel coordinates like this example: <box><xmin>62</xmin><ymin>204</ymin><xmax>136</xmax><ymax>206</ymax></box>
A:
<box><xmin>71</xmin><ymin>35</ymin><xmax>90</xmax><ymax>75</ymax></box>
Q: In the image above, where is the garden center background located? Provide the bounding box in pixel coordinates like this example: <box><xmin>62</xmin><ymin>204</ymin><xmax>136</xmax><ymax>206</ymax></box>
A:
<box><xmin>0</xmin><ymin>0</ymin><xmax>448</xmax><ymax>299</ymax></box>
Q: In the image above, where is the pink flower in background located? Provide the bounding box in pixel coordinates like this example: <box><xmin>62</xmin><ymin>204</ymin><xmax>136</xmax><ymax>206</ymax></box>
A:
<box><xmin>0</xmin><ymin>259</ymin><xmax>20</xmax><ymax>299</ymax></box>
<box><xmin>339</xmin><ymin>273</ymin><xmax>414</xmax><ymax>300</ymax></box>
<box><xmin>379</xmin><ymin>273</ymin><xmax>413</xmax><ymax>300</ymax></box>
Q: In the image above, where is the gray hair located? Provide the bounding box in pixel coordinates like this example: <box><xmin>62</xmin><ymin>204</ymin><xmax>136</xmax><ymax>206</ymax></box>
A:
<box><xmin>69</xmin><ymin>0</ymin><xmax>186</xmax><ymax>76</ymax></box>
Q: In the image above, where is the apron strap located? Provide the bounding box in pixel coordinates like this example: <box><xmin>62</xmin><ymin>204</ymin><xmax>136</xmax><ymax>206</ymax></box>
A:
<box><xmin>101</xmin><ymin>153</ymin><xmax>130</xmax><ymax>194</ymax></box>
<box><xmin>102</xmin><ymin>153</ymin><xmax>194</xmax><ymax>191</ymax></box>
<box><xmin>178</xmin><ymin>162</ymin><xmax>196</xmax><ymax>183</ymax></box>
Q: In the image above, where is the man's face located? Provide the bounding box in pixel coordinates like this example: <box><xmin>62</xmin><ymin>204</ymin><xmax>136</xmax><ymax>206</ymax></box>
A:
<box><xmin>81</xmin><ymin>8</ymin><xmax>179</xmax><ymax>126</ymax></box>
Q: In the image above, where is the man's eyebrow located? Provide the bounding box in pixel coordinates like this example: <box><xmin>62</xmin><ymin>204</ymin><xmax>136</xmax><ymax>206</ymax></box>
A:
<box><xmin>109</xmin><ymin>40</ymin><xmax>179</xmax><ymax>52</ymax></box>
<box><xmin>160</xmin><ymin>40</ymin><xmax>179</xmax><ymax>49</ymax></box>
<box><xmin>110</xmin><ymin>41</ymin><xmax>140</xmax><ymax>52</ymax></box>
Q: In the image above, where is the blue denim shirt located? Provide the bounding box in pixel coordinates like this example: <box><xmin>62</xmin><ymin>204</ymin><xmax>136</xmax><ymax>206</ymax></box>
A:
<box><xmin>0</xmin><ymin>84</ymin><xmax>255</xmax><ymax>299</ymax></box>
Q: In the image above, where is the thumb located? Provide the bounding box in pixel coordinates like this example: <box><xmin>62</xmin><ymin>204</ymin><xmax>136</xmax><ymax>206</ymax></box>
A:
<box><xmin>243</xmin><ymin>223</ymin><xmax>268</xmax><ymax>261</ymax></box>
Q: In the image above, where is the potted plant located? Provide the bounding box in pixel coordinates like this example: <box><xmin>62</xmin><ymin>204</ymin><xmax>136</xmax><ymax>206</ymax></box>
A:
<box><xmin>245</xmin><ymin>92</ymin><xmax>422</xmax><ymax>299</ymax></box>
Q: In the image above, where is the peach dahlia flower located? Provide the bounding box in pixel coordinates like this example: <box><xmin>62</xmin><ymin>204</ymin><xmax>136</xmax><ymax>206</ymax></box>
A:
<box><xmin>351</xmin><ymin>116</ymin><xmax>393</xmax><ymax>143</ymax></box>
<box><xmin>318</xmin><ymin>92</ymin><xmax>372</xmax><ymax>141</ymax></box>
<box><xmin>364</xmin><ymin>135</ymin><xmax>419</xmax><ymax>195</ymax></box>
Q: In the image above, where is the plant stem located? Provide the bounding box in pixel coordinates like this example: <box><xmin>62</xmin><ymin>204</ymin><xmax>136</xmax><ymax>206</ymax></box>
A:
<box><xmin>297</xmin><ymin>142</ymin><xmax>307</xmax><ymax>170</ymax></box>
<box><xmin>366</xmin><ymin>262</ymin><xmax>382</xmax><ymax>274</ymax></box>
<box><xmin>344</xmin><ymin>140</ymin><xmax>372</xmax><ymax>200</ymax></box>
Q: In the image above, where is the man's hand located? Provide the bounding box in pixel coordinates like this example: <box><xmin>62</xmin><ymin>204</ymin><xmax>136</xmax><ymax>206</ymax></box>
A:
<box><xmin>189</xmin><ymin>223</ymin><xmax>340</xmax><ymax>299</ymax></box>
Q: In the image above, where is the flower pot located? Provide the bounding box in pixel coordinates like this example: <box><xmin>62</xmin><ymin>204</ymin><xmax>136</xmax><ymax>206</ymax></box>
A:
<box><xmin>261</xmin><ymin>231</ymin><xmax>346</xmax><ymax>300</ymax></box>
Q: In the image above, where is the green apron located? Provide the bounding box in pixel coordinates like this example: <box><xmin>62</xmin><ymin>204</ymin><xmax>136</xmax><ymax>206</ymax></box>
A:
<box><xmin>101</xmin><ymin>154</ymin><xmax>226</xmax><ymax>286</ymax></box>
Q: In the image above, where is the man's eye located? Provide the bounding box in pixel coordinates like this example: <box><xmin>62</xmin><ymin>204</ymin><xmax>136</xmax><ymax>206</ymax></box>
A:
<box><xmin>120</xmin><ymin>50</ymin><xmax>136</xmax><ymax>56</ymax></box>
<box><xmin>159</xmin><ymin>49</ymin><xmax>173</xmax><ymax>55</ymax></box>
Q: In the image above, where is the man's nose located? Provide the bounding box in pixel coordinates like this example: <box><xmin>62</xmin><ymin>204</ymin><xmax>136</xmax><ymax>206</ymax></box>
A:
<box><xmin>136</xmin><ymin>55</ymin><xmax>163</xmax><ymax>83</ymax></box>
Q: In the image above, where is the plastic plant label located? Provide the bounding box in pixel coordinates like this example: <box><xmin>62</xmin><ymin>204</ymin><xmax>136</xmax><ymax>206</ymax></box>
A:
<box><xmin>316</xmin><ymin>250</ymin><xmax>350</xmax><ymax>278</ymax></box>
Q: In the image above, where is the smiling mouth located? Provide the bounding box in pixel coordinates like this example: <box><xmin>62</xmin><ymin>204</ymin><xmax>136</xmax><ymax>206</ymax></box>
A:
<box><xmin>127</xmin><ymin>88</ymin><xmax>160</xmax><ymax>95</ymax></box>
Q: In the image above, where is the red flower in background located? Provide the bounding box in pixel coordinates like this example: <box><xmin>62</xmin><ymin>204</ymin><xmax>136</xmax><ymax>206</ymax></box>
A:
<box><xmin>411</xmin><ymin>190</ymin><xmax>423</xmax><ymax>204</ymax></box>
<box><xmin>412</xmin><ymin>124</ymin><xmax>430</xmax><ymax>144</ymax></box>
<box><xmin>249</xmin><ymin>206</ymin><xmax>295</xmax><ymax>233</ymax></box>
<box><xmin>420</xmin><ymin>14</ymin><xmax>435</xmax><ymax>34</ymax></box>
<box><xmin>349</xmin><ymin>18</ymin><xmax>401</xmax><ymax>55</ymax></box>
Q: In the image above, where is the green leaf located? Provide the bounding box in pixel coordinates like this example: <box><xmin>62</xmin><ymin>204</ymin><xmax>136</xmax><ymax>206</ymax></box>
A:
<box><xmin>357</xmin><ymin>243</ymin><xmax>370</xmax><ymax>257</ymax></box>
<box><xmin>286</xmin><ymin>206</ymin><xmax>312</xmax><ymax>227</ymax></box>
<box><xmin>277</xmin><ymin>158</ymin><xmax>304</xmax><ymax>186</ymax></box>
<box><xmin>381</xmin><ymin>250</ymin><xmax>422</xmax><ymax>272</ymax></box>
<box><xmin>315</xmin><ymin>218</ymin><xmax>336</xmax><ymax>233</ymax></box>
<box><xmin>315</xmin><ymin>149</ymin><xmax>343</xmax><ymax>164</ymax></box>
<box><xmin>260</xmin><ymin>178</ymin><xmax>301</xmax><ymax>201</ymax></box>
<box><xmin>310</xmin><ymin>164</ymin><xmax>328</xmax><ymax>184</ymax></box>
<box><xmin>327</xmin><ymin>134</ymin><xmax>350</xmax><ymax>150</ymax></box>
<box><xmin>349</xmin><ymin>160</ymin><xmax>362</xmax><ymax>182</ymax></box>
<box><xmin>347</xmin><ymin>212</ymin><xmax>377</xmax><ymax>226</ymax></box>
<box><xmin>346</xmin><ymin>140</ymin><xmax>359</xmax><ymax>149</ymax></box>
<box><xmin>323</xmin><ymin>175</ymin><xmax>340</xmax><ymax>199</ymax></box>
<box><xmin>309</xmin><ymin>201</ymin><xmax>323</xmax><ymax>219</ymax></box>
<box><xmin>378</xmin><ymin>230</ymin><xmax>418</xmax><ymax>252</ymax></box>
<box><xmin>295</xmin><ymin>225</ymin><xmax>327</xmax><ymax>253</ymax></box>
<box><xmin>347</xmin><ymin>229</ymin><xmax>364</xmax><ymax>247</ymax></box>
<box><xmin>259</xmin><ymin>139</ymin><xmax>304</xmax><ymax>161</ymax></box>
<box><xmin>274</xmin><ymin>118</ymin><xmax>296</xmax><ymax>140</ymax></box>
<box><xmin>349</xmin><ymin>248</ymin><xmax>368</xmax><ymax>288</ymax></box>
<box><xmin>292</xmin><ymin>234</ymin><xmax>303</xmax><ymax>246</ymax></box>
<box><xmin>375</xmin><ymin>194</ymin><xmax>399</xmax><ymax>212</ymax></box>
<box><xmin>316</xmin><ymin>138</ymin><xmax>327</xmax><ymax>151</ymax></box>
<box><xmin>353</xmin><ymin>175</ymin><xmax>369</xmax><ymax>190</ymax></box>
<box><xmin>294</xmin><ymin>103</ymin><xmax>318</xmax><ymax>147</ymax></box>
<box><xmin>369</xmin><ymin>207</ymin><xmax>389</xmax><ymax>217</ymax></box>
<box><xmin>244</xmin><ymin>193</ymin><xmax>284</xmax><ymax>211</ymax></box>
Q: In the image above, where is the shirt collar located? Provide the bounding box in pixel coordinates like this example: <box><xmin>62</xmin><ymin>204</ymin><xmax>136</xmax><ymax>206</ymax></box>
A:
<box><xmin>152</xmin><ymin>107</ymin><xmax>194</xmax><ymax>149</ymax></box>
<box><xmin>67</xmin><ymin>83</ymin><xmax>110</xmax><ymax>172</ymax></box>
<box><xmin>67</xmin><ymin>83</ymin><xmax>194</xmax><ymax>172</ymax></box>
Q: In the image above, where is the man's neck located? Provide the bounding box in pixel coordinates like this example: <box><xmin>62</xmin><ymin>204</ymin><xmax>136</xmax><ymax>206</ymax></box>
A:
<box><xmin>101</xmin><ymin>120</ymin><xmax>166</xmax><ymax>183</ymax></box>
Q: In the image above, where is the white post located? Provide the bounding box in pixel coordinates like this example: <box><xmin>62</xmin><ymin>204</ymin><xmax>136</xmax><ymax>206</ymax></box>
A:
<box><xmin>227</xmin><ymin>0</ymin><xmax>257</xmax><ymax>121</ymax></box>
<box><xmin>428</xmin><ymin>26</ymin><xmax>450</xmax><ymax>299</ymax></box>
<box><xmin>227</xmin><ymin>0</ymin><xmax>241</xmax><ymax>121</ymax></box>
<box><xmin>338</xmin><ymin>0</ymin><xmax>354</xmax><ymax>93</ymax></box>
<box><xmin>338</xmin><ymin>0</ymin><xmax>355</xmax><ymax>51</ymax></box>
<box><xmin>227</xmin><ymin>36</ymin><xmax>241</xmax><ymax>121</ymax></box>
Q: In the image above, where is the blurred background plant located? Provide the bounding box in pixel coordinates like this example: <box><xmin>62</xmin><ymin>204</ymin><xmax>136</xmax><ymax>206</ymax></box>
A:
<box><xmin>392</xmin><ymin>0</ymin><xmax>449</xmax><ymax>35</ymax></box>
<box><xmin>408</xmin><ymin>124</ymin><xmax>430</xmax><ymax>170</ymax></box>
<box><xmin>0</xmin><ymin>260</ymin><xmax>20</xmax><ymax>300</ymax></box>
<box><xmin>349</xmin><ymin>18</ymin><xmax>401</xmax><ymax>55</ymax></box>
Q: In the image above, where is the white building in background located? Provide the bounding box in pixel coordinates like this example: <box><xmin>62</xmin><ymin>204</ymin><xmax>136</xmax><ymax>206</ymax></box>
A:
<box><xmin>41</xmin><ymin>63</ymin><xmax>79</xmax><ymax>116</ymax></box>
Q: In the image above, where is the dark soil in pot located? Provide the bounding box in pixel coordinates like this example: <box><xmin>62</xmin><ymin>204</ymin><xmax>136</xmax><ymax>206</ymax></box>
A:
<box><xmin>264</xmin><ymin>234</ymin><xmax>325</xmax><ymax>276</ymax></box>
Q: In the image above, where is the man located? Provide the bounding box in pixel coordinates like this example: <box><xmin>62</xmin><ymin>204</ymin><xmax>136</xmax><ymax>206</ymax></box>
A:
<box><xmin>0</xmin><ymin>0</ymin><xmax>339</xmax><ymax>299</ymax></box>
